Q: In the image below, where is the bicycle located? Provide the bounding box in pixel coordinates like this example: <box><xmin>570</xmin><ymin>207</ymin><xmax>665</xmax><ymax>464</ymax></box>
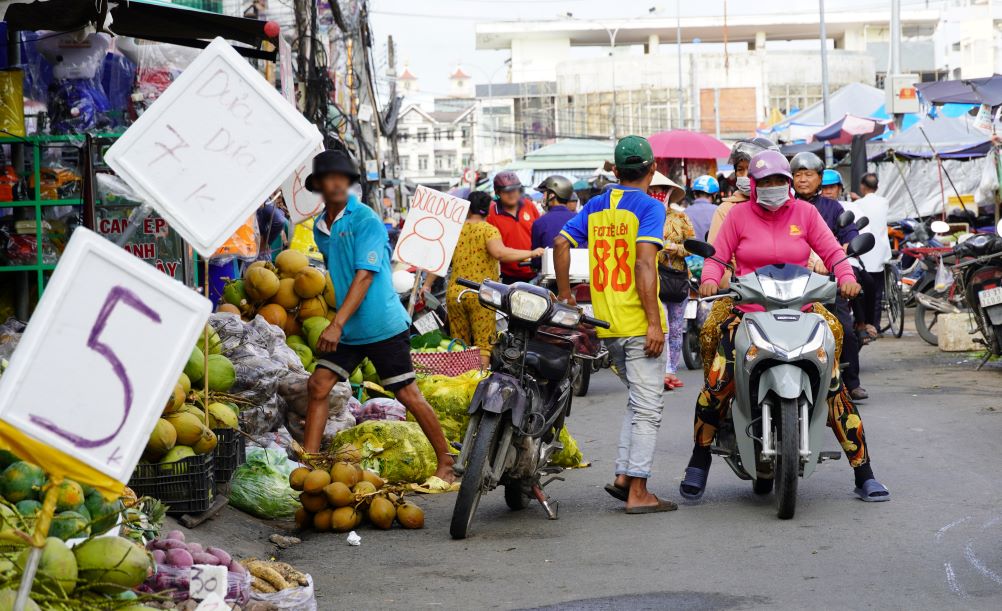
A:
<box><xmin>879</xmin><ymin>262</ymin><xmax>905</xmax><ymax>338</ymax></box>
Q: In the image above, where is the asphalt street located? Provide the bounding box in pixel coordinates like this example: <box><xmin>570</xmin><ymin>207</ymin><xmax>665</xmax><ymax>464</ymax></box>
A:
<box><xmin>193</xmin><ymin>323</ymin><xmax>1002</xmax><ymax>610</ymax></box>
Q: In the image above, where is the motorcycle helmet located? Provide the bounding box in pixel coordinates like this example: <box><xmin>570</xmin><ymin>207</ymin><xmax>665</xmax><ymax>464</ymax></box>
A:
<box><xmin>692</xmin><ymin>175</ymin><xmax>720</xmax><ymax>195</ymax></box>
<box><xmin>493</xmin><ymin>171</ymin><xmax>522</xmax><ymax>194</ymax></box>
<box><xmin>748</xmin><ymin>150</ymin><xmax>793</xmax><ymax>181</ymax></box>
<box><xmin>728</xmin><ymin>137</ymin><xmax>779</xmax><ymax>166</ymax></box>
<box><xmin>821</xmin><ymin>169</ymin><xmax>843</xmax><ymax>186</ymax></box>
<box><xmin>534</xmin><ymin>175</ymin><xmax>574</xmax><ymax>202</ymax></box>
<box><xmin>789</xmin><ymin>152</ymin><xmax>824</xmax><ymax>175</ymax></box>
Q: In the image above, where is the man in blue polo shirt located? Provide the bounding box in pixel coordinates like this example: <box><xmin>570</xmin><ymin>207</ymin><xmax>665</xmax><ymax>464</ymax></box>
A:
<box><xmin>303</xmin><ymin>149</ymin><xmax>454</xmax><ymax>482</ymax></box>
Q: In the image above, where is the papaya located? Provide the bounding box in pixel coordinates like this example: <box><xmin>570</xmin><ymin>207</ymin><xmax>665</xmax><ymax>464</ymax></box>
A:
<box><xmin>0</xmin><ymin>450</ymin><xmax>20</xmax><ymax>470</ymax></box>
<box><xmin>53</xmin><ymin>480</ymin><xmax>85</xmax><ymax>513</ymax></box>
<box><xmin>17</xmin><ymin>537</ymin><xmax>77</xmax><ymax>594</ymax></box>
<box><xmin>49</xmin><ymin>511</ymin><xmax>89</xmax><ymax>541</ymax></box>
<box><xmin>16</xmin><ymin>499</ymin><xmax>41</xmax><ymax>517</ymax></box>
<box><xmin>73</xmin><ymin>537</ymin><xmax>151</xmax><ymax>593</ymax></box>
<box><xmin>184</xmin><ymin>346</ymin><xmax>204</xmax><ymax>385</ymax></box>
<box><xmin>206</xmin><ymin>354</ymin><xmax>236</xmax><ymax>392</ymax></box>
<box><xmin>84</xmin><ymin>491</ymin><xmax>123</xmax><ymax>536</ymax></box>
<box><xmin>0</xmin><ymin>461</ymin><xmax>45</xmax><ymax>503</ymax></box>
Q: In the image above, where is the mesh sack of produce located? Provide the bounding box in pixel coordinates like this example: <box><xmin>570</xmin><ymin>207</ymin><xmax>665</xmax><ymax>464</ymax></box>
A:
<box><xmin>413</xmin><ymin>370</ymin><xmax>485</xmax><ymax>442</ymax></box>
<box><xmin>551</xmin><ymin>427</ymin><xmax>586</xmax><ymax>468</ymax></box>
<box><xmin>357</xmin><ymin>398</ymin><xmax>407</xmax><ymax>423</ymax></box>
<box><xmin>278</xmin><ymin>373</ymin><xmax>350</xmax><ymax>419</ymax></box>
<box><xmin>284</xmin><ymin>405</ymin><xmax>355</xmax><ymax>447</ymax></box>
<box><xmin>229</xmin><ymin>448</ymin><xmax>301</xmax><ymax>519</ymax></box>
<box><xmin>239</xmin><ymin>395</ymin><xmax>286</xmax><ymax>436</ymax></box>
<box><xmin>250</xmin><ymin>573</ymin><xmax>317</xmax><ymax>610</ymax></box>
<box><xmin>332</xmin><ymin>421</ymin><xmax>437</xmax><ymax>483</ymax></box>
<box><xmin>0</xmin><ymin>317</ymin><xmax>25</xmax><ymax>361</ymax></box>
<box><xmin>146</xmin><ymin>564</ymin><xmax>252</xmax><ymax>605</ymax></box>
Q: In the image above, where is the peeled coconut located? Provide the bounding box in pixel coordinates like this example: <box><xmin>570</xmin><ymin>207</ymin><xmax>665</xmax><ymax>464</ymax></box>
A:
<box><xmin>303</xmin><ymin>469</ymin><xmax>331</xmax><ymax>493</ymax></box>
<box><xmin>323</xmin><ymin>273</ymin><xmax>337</xmax><ymax>308</ymax></box>
<box><xmin>300</xmin><ymin>492</ymin><xmax>328</xmax><ymax>513</ymax></box>
<box><xmin>313</xmin><ymin>508</ymin><xmax>334</xmax><ymax>532</ymax></box>
<box><xmin>331</xmin><ymin>507</ymin><xmax>361</xmax><ymax>533</ymax></box>
<box><xmin>368</xmin><ymin>496</ymin><xmax>396</xmax><ymax>530</ymax></box>
<box><xmin>217</xmin><ymin>303</ymin><xmax>241</xmax><ymax>316</ymax></box>
<box><xmin>258</xmin><ymin>303</ymin><xmax>288</xmax><ymax>328</ymax></box>
<box><xmin>396</xmin><ymin>502</ymin><xmax>425</xmax><ymax>529</ymax></box>
<box><xmin>276</xmin><ymin>250</ymin><xmax>310</xmax><ymax>278</ymax></box>
<box><xmin>323</xmin><ymin>481</ymin><xmax>353</xmax><ymax>508</ymax></box>
<box><xmin>271</xmin><ymin>278</ymin><xmax>300</xmax><ymax>310</ymax></box>
<box><xmin>331</xmin><ymin>462</ymin><xmax>360</xmax><ymax>487</ymax></box>
<box><xmin>294</xmin><ymin>267</ymin><xmax>326</xmax><ymax>299</ymax></box>
<box><xmin>244</xmin><ymin>266</ymin><xmax>280</xmax><ymax>302</ymax></box>
<box><xmin>298</xmin><ymin>296</ymin><xmax>328</xmax><ymax>320</ymax></box>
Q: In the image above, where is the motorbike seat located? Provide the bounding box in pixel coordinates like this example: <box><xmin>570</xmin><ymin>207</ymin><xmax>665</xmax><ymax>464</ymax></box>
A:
<box><xmin>525</xmin><ymin>339</ymin><xmax>571</xmax><ymax>380</ymax></box>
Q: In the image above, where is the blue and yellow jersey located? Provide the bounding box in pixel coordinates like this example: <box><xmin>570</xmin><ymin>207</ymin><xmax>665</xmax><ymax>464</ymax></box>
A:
<box><xmin>560</xmin><ymin>186</ymin><xmax>667</xmax><ymax>338</ymax></box>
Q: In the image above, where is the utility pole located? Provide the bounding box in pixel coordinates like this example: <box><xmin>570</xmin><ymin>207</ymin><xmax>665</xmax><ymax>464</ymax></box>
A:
<box><xmin>676</xmin><ymin>0</ymin><xmax>684</xmax><ymax>129</ymax></box>
<box><xmin>890</xmin><ymin>0</ymin><xmax>903</xmax><ymax>130</ymax></box>
<box><xmin>607</xmin><ymin>27</ymin><xmax>620</xmax><ymax>140</ymax></box>
<box><xmin>819</xmin><ymin>0</ymin><xmax>831</xmax><ymax>124</ymax></box>
<box><xmin>387</xmin><ymin>35</ymin><xmax>403</xmax><ymax>212</ymax></box>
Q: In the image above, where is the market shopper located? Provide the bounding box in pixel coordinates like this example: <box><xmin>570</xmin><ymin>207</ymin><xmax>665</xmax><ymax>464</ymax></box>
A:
<box><xmin>554</xmin><ymin>135</ymin><xmax>675</xmax><ymax>514</ymax></box>
<box><xmin>679</xmin><ymin>149</ymin><xmax>889</xmax><ymax>503</ymax></box>
<box><xmin>531</xmin><ymin>175</ymin><xmax>578</xmax><ymax>250</ymax></box>
<box><xmin>708</xmin><ymin>138</ymin><xmax>781</xmax><ymax>244</ymax></box>
<box><xmin>657</xmin><ymin>183</ymin><xmax>695</xmax><ymax>392</ymax></box>
<box><xmin>821</xmin><ymin>169</ymin><xmax>845</xmax><ymax>201</ymax></box>
<box><xmin>488</xmin><ymin>171</ymin><xmax>541</xmax><ymax>284</ymax></box>
<box><xmin>302</xmin><ymin>149</ymin><xmax>455</xmax><ymax>483</ymax></box>
<box><xmin>685</xmin><ymin>175</ymin><xmax>718</xmax><ymax>242</ymax></box>
<box><xmin>790</xmin><ymin>152</ymin><xmax>868</xmax><ymax>402</ymax></box>
<box><xmin>844</xmin><ymin>173</ymin><xmax>893</xmax><ymax>334</ymax></box>
<box><xmin>423</xmin><ymin>191</ymin><xmax>543</xmax><ymax>368</ymax></box>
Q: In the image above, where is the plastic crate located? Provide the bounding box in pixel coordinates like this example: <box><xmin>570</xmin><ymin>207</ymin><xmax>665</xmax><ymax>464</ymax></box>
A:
<box><xmin>213</xmin><ymin>428</ymin><xmax>246</xmax><ymax>484</ymax></box>
<box><xmin>128</xmin><ymin>452</ymin><xmax>215</xmax><ymax>516</ymax></box>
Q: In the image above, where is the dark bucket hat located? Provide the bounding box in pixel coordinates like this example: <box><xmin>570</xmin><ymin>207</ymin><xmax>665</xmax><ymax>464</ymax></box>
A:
<box><xmin>305</xmin><ymin>149</ymin><xmax>360</xmax><ymax>192</ymax></box>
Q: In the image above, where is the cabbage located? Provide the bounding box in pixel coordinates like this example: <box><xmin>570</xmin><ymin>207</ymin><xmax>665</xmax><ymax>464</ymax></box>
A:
<box><xmin>229</xmin><ymin>449</ymin><xmax>300</xmax><ymax>519</ymax></box>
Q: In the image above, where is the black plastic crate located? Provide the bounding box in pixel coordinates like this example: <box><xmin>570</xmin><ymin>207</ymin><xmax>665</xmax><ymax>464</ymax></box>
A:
<box><xmin>212</xmin><ymin>428</ymin><xmax>246</xmax><ymax>484</ymax></box>
<box><xmin>129</xmin><ymin>452</ymin><xmax>215</xmax><ymax>516</ymax></box>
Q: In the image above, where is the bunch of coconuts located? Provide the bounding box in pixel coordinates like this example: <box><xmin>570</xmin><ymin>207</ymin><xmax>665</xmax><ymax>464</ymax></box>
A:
<box><xmin>289</xmin><ymin>458</ymin><xmax>424</xmax><ymax>533</ymax></box>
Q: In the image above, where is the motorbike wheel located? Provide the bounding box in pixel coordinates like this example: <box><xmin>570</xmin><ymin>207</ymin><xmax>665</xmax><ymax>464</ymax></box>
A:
<box><xmin>914</xmin><ymin>296</ymin><xmax>942</xmax><ymax>346</ymax></box>
<box><xmin>450</xmin><ymin>412</ymin><xmax>503</xmax><ymax>540</ymax></box>
<box><xmin>752</xmin><ymin>477</ymin><xmax>774</xmax><ymax>495</ymax></box>
<box><xmin>572</xmin><ymin>363</ymin><xmax>590</xmax><ymax>397</ymax></box>
<box><xmin>504</xmin><ymin>480</ymin><xmax>529</xmax><ymax>511</ymax></box>
<box><xmin>682</xmin><ymin>321</ymin><xmax>702</xmax><ymax>371</ymax></box>
<box><xmin>774</xmin><ymin>398</ymin><xmax>800</xmax><ymax>520</ymax></box>
<box><xmin>884</xmin><ymin>269</ymin><xmax>905</xmax><ymax>339</ymax></box>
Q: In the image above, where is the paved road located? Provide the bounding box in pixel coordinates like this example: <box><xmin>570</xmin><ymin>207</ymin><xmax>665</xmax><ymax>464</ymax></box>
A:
<box><xmin>197</xmin><ymin>325</ymin><xmax>1002</xmax><ymax>610</ymax></box>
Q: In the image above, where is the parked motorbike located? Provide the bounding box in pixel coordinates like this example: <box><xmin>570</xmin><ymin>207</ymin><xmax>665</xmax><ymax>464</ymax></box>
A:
<box><xmin>681</xmin><ymin>286</ymin><xmax>708</xmax><ymax>371</ymax></box>
<box><xmin>683</xmin><ymin>227</ymin><xmax>876</xmax><ymax>519</ymax></box>
<box><xmin>449</xmin><ymin>278</ymin><xmax>609</xmax><ymax>539</ymax></box>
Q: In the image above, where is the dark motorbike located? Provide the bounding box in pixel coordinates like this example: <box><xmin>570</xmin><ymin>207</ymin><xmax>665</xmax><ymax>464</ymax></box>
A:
<box><xmin>449</xmin><ymin>278</ymin><xmax>609</xmax><ymax>539</ymax></box>
<box><xmin>946</xmin><ymin>232</ymin><xmax>1002</xmax><ymax>367</ymax></box>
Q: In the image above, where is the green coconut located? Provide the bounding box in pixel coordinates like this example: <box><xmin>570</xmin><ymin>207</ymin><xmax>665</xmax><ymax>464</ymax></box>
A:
<box><xmin>302</xmin><ymin>316</ymin><xmax>331</xmax><ymax>352</ymax></box>
<box><xmin>205</xmin><ymin>354</ymin><xmax>236</xmax><ymax>392</ymax></box>
<box><xmin>73</xmin><ymin>537</ymin><xmax>150</xmax><ymax>594</ymax></box>
<box><xmin>17</xmin><ymin>537</ymin><xmax>77</xmax><ymax>595</ymax></box>
<box><xmin>184</xmin><ymin>345</ymin><xmax>204</xmax><ymax>385</ymax></box>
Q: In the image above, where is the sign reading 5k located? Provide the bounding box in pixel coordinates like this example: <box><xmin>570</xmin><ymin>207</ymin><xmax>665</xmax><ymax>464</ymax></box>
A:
<box><xmin>0</xmin><ymin>229</ymin><xmax>210</xmax><ymax>485</ymax></box>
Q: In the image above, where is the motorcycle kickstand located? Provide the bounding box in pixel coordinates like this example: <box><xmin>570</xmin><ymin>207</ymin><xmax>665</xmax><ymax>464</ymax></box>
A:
<box><xmin>977</xmin><ymin>351</ymin><xmax>993</xmax><ymax>371</ymax></box>
<box><xmin>532</xmin><ymin>483</ymin><xmax>559</xmax><ymax>520</ymax></box>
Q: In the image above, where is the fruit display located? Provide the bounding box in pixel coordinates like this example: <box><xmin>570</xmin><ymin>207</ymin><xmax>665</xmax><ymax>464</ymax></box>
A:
<box><xmin>144</xmin><ymin>530</ymin><xmax>250</xmax><ymax>605</ymax></box>
<box><xmin>288</xmin><ymin>455</ymin><xmax>425</xmax><ymax>534</ymax></box>
<box><xmin>220</xmin><ymin>252</ymin><xmax>337</xmax><ymax>340</ymax></box>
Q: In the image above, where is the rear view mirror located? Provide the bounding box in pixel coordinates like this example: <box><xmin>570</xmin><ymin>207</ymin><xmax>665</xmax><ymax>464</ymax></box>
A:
<box><xmin>931</xmin><ymin>220</ymin><xmax>950</xmax><ymax>234</ymax></box>
<box><xmin>996</xmin><ymin>219</ymin><xmax>1002</xmax><ymax>235</ymax></box>
<box><xmin>846</xmin><ymin>233</ymin><xmax>876</xmax><ymax>258</ymax></box>
<box><xmin>684</xmin><ymin>239</ymin><xmax>716</xmax><ymax>259</ymax></box>
<box><xmin>854</xmin><ymin>216</ymin><xmax>870</xmax><ymax>231</ymax></box>
<box><xmin>836</xmin><ymin>209</ymin><xmax>856</xmax><ymax>230</ymax></box>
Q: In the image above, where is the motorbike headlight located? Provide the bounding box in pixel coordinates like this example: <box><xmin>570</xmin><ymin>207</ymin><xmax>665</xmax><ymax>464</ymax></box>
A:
<box><xmin>479</xmin><ymin>284</ymin><xmax>504</xmax><ymax>307</ymax></box>
<box><xmin>759</xmin><ymin>275</ymin><xmax>810</xmax><ymax>302</ymax></box>
<box><xmin>549</xmin><ymin>306</ymin><xmax>582</xmax><ymax>327</ymax></box>
<box><xmin>787</xmin><ymin>322</ymin><xmax>829</xmax><ymax>362</ymax></box>
<box><xmin>747</xmin><ymin>322</ymin><xmax>777</xmax><ymax>353</ymax></box>
<box><xmin>509</xmin><ymin>290</ymin><xmax>549</xmax><ymax>322</ymax></box>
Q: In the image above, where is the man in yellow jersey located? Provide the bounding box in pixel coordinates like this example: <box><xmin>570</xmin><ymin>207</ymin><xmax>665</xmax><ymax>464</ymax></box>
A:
<box><xmin>554</xmin><ymin>135</ymin><xmax>674</xmax><ymax>514</ymax></box>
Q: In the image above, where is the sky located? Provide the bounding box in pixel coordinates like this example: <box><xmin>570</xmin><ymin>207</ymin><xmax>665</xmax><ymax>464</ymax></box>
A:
<box><xmin>367</xmin><ymin>0</ymin><xmax>946</xmax><ymax>98</ymax></box>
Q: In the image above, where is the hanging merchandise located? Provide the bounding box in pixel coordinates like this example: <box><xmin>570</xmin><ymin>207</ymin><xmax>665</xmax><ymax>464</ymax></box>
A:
<box><xmin>117</xmin><ymin>36</ymin><xmax>199</xmax><ymax>119</ymax></box>
<box><xmin>100</xmin><ymin>50</ymin><xmax>137</xmax><ymax>127</ymax></box>
<box><xmin>36</xmin><ymin>32</ymin><xmax>113</xmax><ymax>133</ymax></box>
<box><xmin>212</xmin><ymin>214</ymin><xmax>262</xmax><ymax>263</ymax></box>
<box><xmin>0</xmin><ymin>68</ymin><xmax>25</xmax><ymax>137</ymax></box>
<box><xmin>290</xmin><ymin>217</ymin><xmax>325</xmax><ymax>262</ymax></box>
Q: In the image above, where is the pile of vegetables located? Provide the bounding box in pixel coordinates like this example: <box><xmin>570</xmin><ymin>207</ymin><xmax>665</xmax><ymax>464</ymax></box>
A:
<box><xmin>143</xmin><ymin>530</ymin><xmax>249</xmax><ymax>605</ymax></box>
<box><xmin>240</xmin><ymin>559</ymin><xmax>308</xmax><ymax>595</ymax></box>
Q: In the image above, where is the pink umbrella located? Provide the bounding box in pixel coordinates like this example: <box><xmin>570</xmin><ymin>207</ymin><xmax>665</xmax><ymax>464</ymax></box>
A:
<box><xmin>647</xmin><ymin>130</ymin><xmax>732</xmax><ymax>160</ymax></box>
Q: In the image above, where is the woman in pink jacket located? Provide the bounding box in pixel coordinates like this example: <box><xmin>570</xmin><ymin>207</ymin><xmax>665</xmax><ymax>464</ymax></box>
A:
<box><xmin>679</xmin><ymin>150</ymin><xmax>889</xmax><ymax>503</ymax></box>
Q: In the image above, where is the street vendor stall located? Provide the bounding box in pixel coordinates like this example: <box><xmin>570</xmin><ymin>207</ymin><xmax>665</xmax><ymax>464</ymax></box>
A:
<box><xmin>647</xmin><ymin>129</ymin><xmax>731</xmax><ymax>188</ymax></box>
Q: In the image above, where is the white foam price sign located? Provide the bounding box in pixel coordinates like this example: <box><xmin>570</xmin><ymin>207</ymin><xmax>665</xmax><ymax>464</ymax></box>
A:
<box><xmin>105</xmin><ymin>37</ymin><xmax>322</xmax><ymax>257</ymax></box>
<box><xmin>281</xmin><ymin>144</ymin><xmax>325</xmax><ymax>225</ymax></box>
<box><xmin>0</xmin><ymin>228</ymin><xmax>211</xmax><ymax>484</ymax></box>
<box><xmin>393</xmin><ymin>185</ymin><xmax>470</xmax><ymax>275</ymax></box>
<box><xmin>194</xmin><ymin>592</ymin><xmax>228</xmax><ymax>611</ymax></box>
<box><xmin>190</xmin><ymin>564</ymin><xmax>228</xmax><ymax>601</ymax></box>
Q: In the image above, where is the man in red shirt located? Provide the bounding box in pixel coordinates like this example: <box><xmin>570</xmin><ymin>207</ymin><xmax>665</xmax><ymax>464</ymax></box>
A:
<box><xmin>488</xmin><ymin>171</ymin><xmax>541</xmax><ymax>283</ymax></box>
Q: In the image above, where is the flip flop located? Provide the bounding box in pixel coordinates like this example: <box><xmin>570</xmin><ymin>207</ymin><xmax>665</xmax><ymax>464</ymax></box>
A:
<box><xmin>854</xmin><ymin>478</ymin><xmax>890</xmax><ymax>502</ymax></box>
<box><xmin>625</xmin><ymin>496</ymin><xmax>678</xmax><ymax>514</ymax></box>
<box><xmin>604</xmin><ymin>483</ymin><xmax>628</xmax><ymax>502</ymax></box>
<box><xmin>679</xmin><ymin>466</ymin><xmax>709</xmax><ymax>501</ymax></box>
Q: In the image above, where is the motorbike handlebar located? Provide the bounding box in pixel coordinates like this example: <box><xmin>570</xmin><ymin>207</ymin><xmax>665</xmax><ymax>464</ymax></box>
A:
<box><xmin>518</xmin><ymin>261</ymin><xmax>534</xmax><ymax>268</ymax></box>
<box><xmin>581</xmin><ymin>315</ymin><xmax>611</xmax><ymax>329</ymax></box>
<box><xmin>456</xmin><ymin>278</ymin><xmax>480</xmax><ymax>290</ymax></box>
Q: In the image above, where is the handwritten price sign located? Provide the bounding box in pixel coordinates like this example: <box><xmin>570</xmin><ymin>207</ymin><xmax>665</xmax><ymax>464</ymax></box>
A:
<box><xmin>105</xmin><ymin>37</ymin><xmax>322</xmax><ymax>257</ymax></box>
<box><xmin>0</xmin><ymin>229</ymin><xmax>211</xmax><ymax>484</ymax></box>
<box><xmin>393</xmin><ymin>186</ymin><xmax>470</xmax><ymax>274</ymax></box>
<box><xmin>281</xmin><ymin>144</ymin><xmax>324</xmax><ymax>225</ymax></box>
<box><xmin>190</xmin><ymin>564</ymin><xmax>228</xmax><ymax>601</ymax></box>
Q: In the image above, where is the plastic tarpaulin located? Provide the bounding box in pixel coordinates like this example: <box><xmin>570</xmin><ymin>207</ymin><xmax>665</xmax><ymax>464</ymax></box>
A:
<box><xmin>874</xmin><ymin>156</ymin><xmax>999</xmax><ymax>221</ymax></box>
<box><xmin>868</xmin><ymin>114</ymin><xmax>995</xmax><ymax>160</ymax></box>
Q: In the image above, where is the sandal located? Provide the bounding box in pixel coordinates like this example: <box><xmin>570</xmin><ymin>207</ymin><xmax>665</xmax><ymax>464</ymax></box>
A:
<box><xmin>679</xmin><ymin>467</ymin><xmax>709</xmax><ymax>501</ymax></box>
<box><xmin>625</xmin><ymin>495</ymin><xmax>678</xmax><ymax>514</ymax></box>
<box><xmin>604</xmin><ymin>483</ymin><xmax>628</xmax><ymax>502</ymax></box>
<box><xmin>854</xmin><ymin>478</ymin><xmax>890</xmax><ymax>502</ymax></box>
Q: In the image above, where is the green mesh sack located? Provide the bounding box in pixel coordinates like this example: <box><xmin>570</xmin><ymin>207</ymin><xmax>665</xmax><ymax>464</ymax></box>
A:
<box><xmin>333</xmin><ymin>421</ymin><xmax>437</xmax><ymax>483</ymax></box>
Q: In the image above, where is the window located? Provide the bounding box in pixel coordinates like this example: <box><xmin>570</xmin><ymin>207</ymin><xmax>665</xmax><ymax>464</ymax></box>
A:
<box><xmin>418</xmin><ymin>155</ymin><xmax>429</xmax><ymax>171</ymax></box>
<box><xmin>446</xmin><ymin>130</ymin><xmax>454</xmax><ymax>141</ymax></box>
<box><xmin>417</xmin><ymin>129</ymin><xmax>428</xmax><ymax>143</ymax></box>
<box><xmin>433</xmin><ymin>130</ymin><xmax>442</xmax><ymax>142</ymax></box>
<box><xmin>461</xmin><ymin>127</ymin><xmax>470</xmax><ymax>147</ymax></box>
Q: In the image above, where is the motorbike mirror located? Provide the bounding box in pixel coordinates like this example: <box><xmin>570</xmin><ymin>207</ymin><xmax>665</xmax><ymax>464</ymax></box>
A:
<box><xmin>684</xmin><ymin>239</ymin><xmax>716</xmax><ymax>259</ymax></box>
<box><xmin>930</xmin><ymin>220</ymin><xmax>951</xmax><ymax>234</ymax></box>
<box><xmin>854</xmin><ymin>216</ymin><xmax>870</xmax><ymax>231</ymax></box>
<box><xmin>846</xmin><ymin>233</ymin><xmax>876</xmax><ymax>258</ymax></box>
<box><xmin>996</xmin><ymin>218</ymin><xmax>1002</xmax><ymax>235</ymax></box>
<box><xmin>836</xmin><ymin>209</ymin><xmax>856</xmax><ymax>230</ymax></box>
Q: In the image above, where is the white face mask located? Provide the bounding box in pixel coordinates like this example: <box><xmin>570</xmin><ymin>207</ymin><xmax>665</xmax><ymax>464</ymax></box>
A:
<box><xmin>756</xmin><ymin>185</ymin><xmax>790</xmax><ymax>211</ymax></box>
<box><xmin>735</xmin><ymin>176</ymin><xmax>751</xmax><ymax>195</ymax></box>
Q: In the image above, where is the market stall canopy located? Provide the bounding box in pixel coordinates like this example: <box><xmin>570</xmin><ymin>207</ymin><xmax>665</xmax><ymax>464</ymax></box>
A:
<box><xmin>916</xmin><ymin>75</ymin><xmax>1002</xmax><ymax>106</ymax></box>
<box><xmin>766</xmin><ymin>83</ymin><xmax>886</xmax><ymax>141</ymax></box>
<box><xmin>3</xmin><ymin>0</ymin><xmax>279</xmax><ymax>60</ymax></box>
<box><xmin>503</xmin><ymin>139</ymin><xmax>615</xmax><ymax>186</ymax></box>
<box><xmin>867</xmin><ymin>113</ymin><xmax>994</xmax><ymax>160</ymax></box>
<box><xmin>812</xmin><ymin>114</ymin><xmax>893</xmax><ymax>145</ymax></box>
<box><xmin>647</xmin><ymin>130</ymin><xmax>730</xmax><ymax>160</ymax></box>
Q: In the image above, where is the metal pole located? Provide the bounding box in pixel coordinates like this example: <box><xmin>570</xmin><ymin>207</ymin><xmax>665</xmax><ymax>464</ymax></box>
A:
<box><xmin>609</xmin><ymin>28</ymin><xmax>618</xmax><ymax>141</ymax></box>
<box><xmin>890</xmin><ymin>0</ymin><xmax>901</xmax><ymax>74</ymax></box>
<box><xmin>714</xmin><ymin>87</ymin><xmax>721</xmax><ymax>139</ymax></box>
<box><xmin>676</xmin><ymin>0</ymin><xmax>684</xmax><ymax>129</ymax></box>
<box><xmin>819</xmin><ymin>0</ymin><xmax>831</xmax><ymax>124</ymax></box>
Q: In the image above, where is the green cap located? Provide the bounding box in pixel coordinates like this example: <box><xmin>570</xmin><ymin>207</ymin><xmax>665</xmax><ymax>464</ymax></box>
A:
<box><xmin>614</xmin><ymin>135</ymin><xmax>655</xmax><ymax>170</ymax></box>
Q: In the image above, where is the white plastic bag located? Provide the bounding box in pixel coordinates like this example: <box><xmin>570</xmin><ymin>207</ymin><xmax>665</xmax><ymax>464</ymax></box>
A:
<box><xmin>934</xmin><ymin>257</ymin><xmax>954</xmax><ymax>292</ymax></box>
<box><xmin>250</xmin><ymin>574</ymin><xmax>317</xmax><ymax>610</ymax></box>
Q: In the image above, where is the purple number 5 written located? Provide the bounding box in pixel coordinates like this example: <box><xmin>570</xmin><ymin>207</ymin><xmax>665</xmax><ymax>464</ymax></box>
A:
<box><xmin>30</xmin><ymin>286</ymin><xmax>161</xmax><ymax>448</ymax></box>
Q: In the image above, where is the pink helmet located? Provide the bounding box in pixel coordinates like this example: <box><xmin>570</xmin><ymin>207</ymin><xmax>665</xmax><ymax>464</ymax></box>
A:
<box><xmin>748</xmin><ymin>150</ymin><xmax>792</xmax><ymax>181</ymax></box>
